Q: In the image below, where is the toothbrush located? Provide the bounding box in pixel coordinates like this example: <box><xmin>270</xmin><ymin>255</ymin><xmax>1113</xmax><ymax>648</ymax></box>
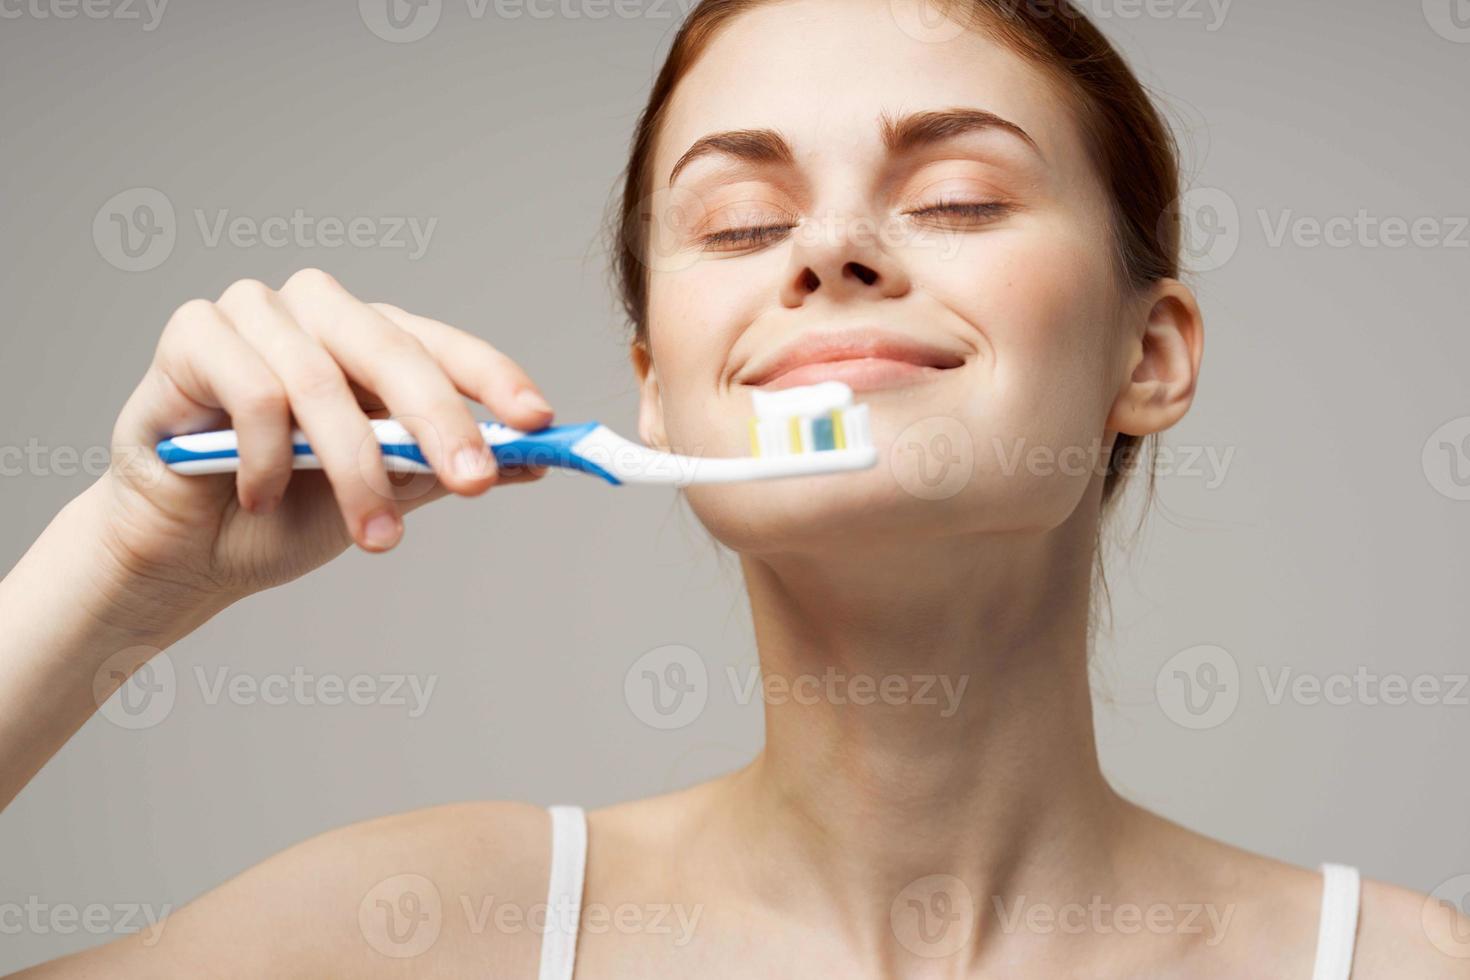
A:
<box><xmin>155</xmin><ymin>381</ymin><xmax>876</xmax><ymax>486</ymax></box>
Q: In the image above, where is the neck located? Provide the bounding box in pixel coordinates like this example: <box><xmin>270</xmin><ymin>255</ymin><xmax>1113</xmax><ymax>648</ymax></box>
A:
<box><xmin>709</xmin><ymin>490</ymin><xmax>1133</xmax><ymax>961</ymax></box>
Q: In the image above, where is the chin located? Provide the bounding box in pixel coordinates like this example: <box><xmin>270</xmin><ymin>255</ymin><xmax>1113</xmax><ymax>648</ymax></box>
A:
<box><xmin>682</xmin><ymin>455</ymin><xmax>998</xmax><ymax>558</ymax></box>
<box><xmin>671</xmin><ymin>378</ymin><xmax>1099</xmax><ymax>554</ymax></box>
<box><xmin>683</xmin><ymin>427</ymin><xmax>1095</xmax><ymax>558</ymax></box>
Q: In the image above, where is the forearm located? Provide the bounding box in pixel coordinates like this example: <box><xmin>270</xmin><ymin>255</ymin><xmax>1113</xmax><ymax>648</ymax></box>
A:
<box><xmin>0</xmin><ymin>480</ymin><xmax>222</xmax><ymax>810</ymax></box>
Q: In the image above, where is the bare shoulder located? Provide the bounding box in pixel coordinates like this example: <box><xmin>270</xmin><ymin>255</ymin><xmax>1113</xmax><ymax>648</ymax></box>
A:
<box><xmin>1118</xmin><ymin>806</ymin><xmax>1470</xmax><ymax>978</ymax></box>
<box><xmin>1351</xmin><ymin>875</ymin><xmax>1470</xmax><ymax>979</ymax></box>
<box><xmin>11</xmin><ymin>800</ymin><xmax>553</xmax><ymax>979</ymax></box>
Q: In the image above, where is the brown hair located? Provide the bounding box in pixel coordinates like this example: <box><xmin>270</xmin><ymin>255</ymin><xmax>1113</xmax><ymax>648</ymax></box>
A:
<box><xmin>607</xmin><ymin>0</ymin><xmax>1179</xmax><ymax>521</ymax></box>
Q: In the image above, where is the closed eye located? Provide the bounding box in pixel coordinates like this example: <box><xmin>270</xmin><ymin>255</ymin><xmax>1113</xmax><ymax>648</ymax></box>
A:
<box><xmin>905</xmin><ymin>201</ymin><xmax>1013</xmax><ymax>221</ymax></box>
<box><xmin>698</xmin><ymin>200</ymin><xmax>1010</xmax><ymax>250</ymax></box>
<box><xmin>699</xmin><ymin>223</ymin><xmax>795</xmax><ymax>250</ymax></box>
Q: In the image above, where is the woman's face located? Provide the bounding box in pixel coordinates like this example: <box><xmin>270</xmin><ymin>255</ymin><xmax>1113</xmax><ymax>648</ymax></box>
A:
<box><xmin>637</xmin><ymin>0</ymin><xmax>1146</xmax><ymax>554</ymax></box>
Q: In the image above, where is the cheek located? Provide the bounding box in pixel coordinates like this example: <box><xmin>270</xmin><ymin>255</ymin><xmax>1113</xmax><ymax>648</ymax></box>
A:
<box><xmin>874</xmin><ymin>220</ymin><xmax>1126</xmax><ymax>528</ymax></box>
<box><xmin>645</xmin><ymin>271</ymin><xmax>755</xmax><ymax>458</ymax></box>
<box><xmin>917</xmin><ymin>218</ymin><xmax>1121</xmax><ymax>443</ymax></box>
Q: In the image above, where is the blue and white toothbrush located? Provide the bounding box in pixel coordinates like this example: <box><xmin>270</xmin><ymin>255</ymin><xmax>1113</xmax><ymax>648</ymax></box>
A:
<box><xmin>155</xmin><ymin>380</ymin><xmax>875</xmax><ymax>486</ymax></box>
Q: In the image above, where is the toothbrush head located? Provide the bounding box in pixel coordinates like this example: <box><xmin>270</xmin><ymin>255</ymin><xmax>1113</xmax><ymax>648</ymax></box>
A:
<box><xmin>748</xmin><ymin>380</ymin><xmax>872</xmax><ymax>459</ymax></box>
<box><xmin>568</xmin><ymin>380</ymin><xmax>877</xmax><ymax>486</ymax></box>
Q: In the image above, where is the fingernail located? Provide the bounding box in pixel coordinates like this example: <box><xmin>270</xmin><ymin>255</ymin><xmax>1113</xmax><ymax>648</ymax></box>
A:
<box><xmin>362</xmin><ymin>511</ymin><xmax>402</xmax><ymax>551</ymax></box>
<box><xmin>453</xmin><ymin>446</ymin><xmax>496</xmax><ymax>481</ymax></box>
<box><xmin>517</xmin><ymin>389</ymin><xmax>553</xmax><ymax>416</ymax></box>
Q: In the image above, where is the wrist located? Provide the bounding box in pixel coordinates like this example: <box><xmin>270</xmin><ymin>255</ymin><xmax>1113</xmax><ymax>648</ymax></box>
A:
<box><xmin>53</xmin><ymin>477</ymin><xmax>232</xmax><ymax>651</ymax></box>
<box><xmin>0</xmin><ymin>479</ymin><xmax>226</xmax><ymax>811</ymax></box>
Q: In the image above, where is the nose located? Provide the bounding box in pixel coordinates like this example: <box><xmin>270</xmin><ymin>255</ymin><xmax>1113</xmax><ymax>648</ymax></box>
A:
<box><xmin>778</xmin><ymin>212</ymin><xmax>912</xmax><ymax>308</ymax></box>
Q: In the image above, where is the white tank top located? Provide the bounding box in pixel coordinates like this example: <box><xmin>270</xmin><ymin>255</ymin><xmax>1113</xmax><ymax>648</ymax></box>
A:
<box><xmin>536</xmin><ymin>806</ymin><xmax>1361</xmax><ymax>980</ymax></box>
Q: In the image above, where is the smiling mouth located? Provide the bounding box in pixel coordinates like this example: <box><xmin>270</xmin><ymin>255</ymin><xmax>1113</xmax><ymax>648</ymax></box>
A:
<box><xmin>739</xmin><ymin>331</ymin><xmax>968</xmax><ymax>393</ymax></box>
<box><xmin>757</xmin><ymin>357</ymin><xmax>956</xmax><ymax>392</ymax></box>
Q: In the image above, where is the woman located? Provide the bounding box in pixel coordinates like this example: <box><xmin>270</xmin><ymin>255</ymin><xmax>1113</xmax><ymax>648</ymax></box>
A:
<box><xmin>1</xmin><ymin>0</ymin><xmax>1462</xmax><ymax>975</ymax></box>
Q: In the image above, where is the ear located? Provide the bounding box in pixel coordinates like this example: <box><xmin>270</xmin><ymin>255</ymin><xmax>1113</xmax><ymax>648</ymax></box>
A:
<box><xmin>630</xmin><ymin>339</ymin><xmax>671</xmax><ymax>451</ymax></box>
<box><xmin>1106</xmin><ymin>279</ymin><xmax>1204</xmax><ymax>437</ymax></box>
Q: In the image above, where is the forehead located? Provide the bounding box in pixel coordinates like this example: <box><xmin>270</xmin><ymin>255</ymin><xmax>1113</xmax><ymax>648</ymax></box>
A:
<box><xmin>654</xmin><ymin>0</ymin><xmax>1086</xmax><ymax>184</ymax></box>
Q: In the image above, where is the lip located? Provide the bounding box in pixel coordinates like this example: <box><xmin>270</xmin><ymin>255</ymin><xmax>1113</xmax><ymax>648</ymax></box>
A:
<box><xmin>738</xmin><ymin>327</ymin><xmax>968</xmax><ymax>391</ymax></box>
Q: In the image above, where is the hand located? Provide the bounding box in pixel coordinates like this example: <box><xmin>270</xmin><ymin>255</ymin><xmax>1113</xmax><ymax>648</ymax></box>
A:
<box><xmin>93</xmin><ymin>268</ymin><xmax>553</xmax><ymax>624</ymax></box>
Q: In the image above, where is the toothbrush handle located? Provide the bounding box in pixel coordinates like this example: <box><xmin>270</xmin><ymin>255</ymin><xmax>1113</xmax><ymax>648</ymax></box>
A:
<box><xmin>154</xmin><ymin>419</ymin><xmax>618</xmax><ymax>483</ymax></box>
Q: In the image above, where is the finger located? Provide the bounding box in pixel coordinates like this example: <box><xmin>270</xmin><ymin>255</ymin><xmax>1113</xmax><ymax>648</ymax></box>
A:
<box><xmin>393</xmin><ymin>462</ymin><xmax>546</xmax><ymax>523</ymax></box>
<box><xmin>216</xmin><ymin>277</ymin><xmax>402</xmax><ymax>553</ymax></box>
<box><xmin>370</xmin><ymin>303</ymin><xmax>554</xmax><ymax>432</ymax></box>
<box><xmin>153</xmin><ymin>300</ymin><xmax>294</xmax><ymax>513</ymax></box>
<box><xmin>277</xmin><ymin>270</ymin><xmax>498</xmax><ymax>497</ymax></box>
<box><xmin>112</xmin><ymin>364</ymin><xmax>224</xmax><ymax>496</ymax></box>
<box><xmin>346</xmin><ymin>379</ymin><xmax>388</xmax><ymax>415</ymax></box>
<box><xmin>495</xmin><ymin>462</ymin><xmax>550</xmax><ymax>485</ymax></box>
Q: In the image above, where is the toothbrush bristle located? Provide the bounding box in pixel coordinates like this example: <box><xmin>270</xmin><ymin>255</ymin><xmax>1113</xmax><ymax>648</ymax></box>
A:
<box><xmin>748</xmin><ymin>382</ymin><xmax>872</xmax><ymax>458</ymax></box>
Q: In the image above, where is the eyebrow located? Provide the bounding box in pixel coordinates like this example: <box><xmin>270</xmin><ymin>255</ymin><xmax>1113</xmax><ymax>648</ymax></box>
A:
<box><xmin>666</xmin><ymin>107</ymin><xmax>1041</xmax><ymax>187</ymax></box>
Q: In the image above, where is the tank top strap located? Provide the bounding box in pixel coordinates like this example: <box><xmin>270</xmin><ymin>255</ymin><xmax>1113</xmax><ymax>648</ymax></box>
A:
<box><xmin>536</xmin><ymin>805</ymin><xmax>587</xmax><ymax>980</ymax></box>
<box><xmin>1310</xmin><ymin>863</ymin><xmax>1361</xmax><ymax>980</ymax></box>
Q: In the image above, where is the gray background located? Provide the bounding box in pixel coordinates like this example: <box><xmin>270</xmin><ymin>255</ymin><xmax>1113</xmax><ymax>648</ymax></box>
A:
<box><xmin>1</xmin><ymin>0</ymin><xmax>1467</xmax><ymax>967</ymax></box>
